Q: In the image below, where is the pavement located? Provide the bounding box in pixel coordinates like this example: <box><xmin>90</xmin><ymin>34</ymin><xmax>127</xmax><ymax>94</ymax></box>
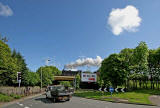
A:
<box><xmin>149</xmin><ymin>95</ymin><xmax>160</xmax><ymax>106</ymax></box>
<box><xmin>1</xmin><ymin>94</ymin><xmax>159</xmax><ymax>108</ymax></box>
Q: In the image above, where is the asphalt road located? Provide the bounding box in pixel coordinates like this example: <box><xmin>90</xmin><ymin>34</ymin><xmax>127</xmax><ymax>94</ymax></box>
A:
<box><xmin>2</xmin><ymin>95</ymin><xmax>159</xmax><ymax>108</ymax></box>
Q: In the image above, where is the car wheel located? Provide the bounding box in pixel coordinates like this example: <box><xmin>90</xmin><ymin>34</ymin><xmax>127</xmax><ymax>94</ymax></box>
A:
<box><xmin>66</xmin><ymin>98</ymin><xmax>70</xmax><ymax>101</ymax></box>
<box><xmin>46</xmin><ymin>95</ymin><xmax>48</xmax><ymax>99</ymax></box>
<box><xmin>53</xmin><ymin>98</ymin><xmax>56</xmax><ymax>102</ymax></box>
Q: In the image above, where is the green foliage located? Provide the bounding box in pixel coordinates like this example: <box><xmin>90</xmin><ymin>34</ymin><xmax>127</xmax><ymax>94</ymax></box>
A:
<box><xmin>10</xmin><ymin>93</ymin><xmax>21</xmax><ymax>99</ymax></box>
<box><xmin>0</xmin><ymin>93</ymin><xmax>22</xmax><ymax>102</ymax></box>
<box><xmin>24</xmin><ymin>71</ymin><xmax>40</xmax><ymax>86</ymax></box>
<box><xmin>97</xmin><ymin>76</ymin><xmax>104</xmax><ymax>87</ymax></box>
<box><xmin>75</xmin><ymin>74</ymin><xmax>80</xmax><ymax>89</ymax></box>
<box><xmin>132</xmin><ymin>42</ymin><xmax>149</xmax><ymax>74</ymax></box>
<box><xmin>74</xmin><ymin>89</ymin><xmax>156</xmax><ymax>105</ymax></box>
<box><xmin>99</xmin><ymin>42</ymin><xmax>150</xmax><ymax>88</ymax></box>
<box><xmin>60</xmin><ymin>81</ymin><xmax>71</xmax><ymax>87</ymax></box>
<box><xmin>119</xmin><ymin>48</ymin><xmax>134</xmax><ymax>74</ymax></box>
<box><xmin>0</xmin><ymin>40</ymin><xmax>18</xmax><ymax>85</ymax></box>
<box><xmin>36</xmin><ymin>66</ymin><xmax>61</xmax><ymax>87</ymax></box>
<box><xmin>11</xmin><ymin>49</ymin><xmax>28</xmax><ymax>86</ymax></box>
<box><xmin>100</xmin><ymin>54</ymin><xmax>127</xmax><ymax>88</ymax></box>
<box><xmin>0</xmin><ymin>93</ymin><xmax>13</xmax><ymax>102</ymax></box>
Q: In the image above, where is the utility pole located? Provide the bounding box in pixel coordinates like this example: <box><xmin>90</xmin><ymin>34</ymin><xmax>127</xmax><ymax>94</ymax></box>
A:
<box><xmin>41</xmin><ymin>67</ymin><xmax>42</xmax><ymax>92</ymax></box>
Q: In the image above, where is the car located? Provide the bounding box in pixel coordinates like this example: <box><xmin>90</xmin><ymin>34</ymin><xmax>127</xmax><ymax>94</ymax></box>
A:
<box><xmin>46</xmin><ymin>85</ymin><xmax>72</xmax><ymax>102</ymax></box>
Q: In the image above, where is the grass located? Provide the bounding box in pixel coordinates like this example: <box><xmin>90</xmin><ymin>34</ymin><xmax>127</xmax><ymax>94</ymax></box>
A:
<box><xmin>10</xmin><ymin>93</ymin><xmax>22</xmax><ymax>99</ymax></box>
<box><xmin>0</xmin><ymin>94</ymin><xmax>13</xmax><ymax>102</ymax></box>
<box><xmin>74</xmin><ymin>89</ymin><xmax>160</xmax><ymax>105</ymax></box>
<box><xmin>0</xmin><ymin>93</ymin><xmax>22</xmax><ymax>102</ymax></box>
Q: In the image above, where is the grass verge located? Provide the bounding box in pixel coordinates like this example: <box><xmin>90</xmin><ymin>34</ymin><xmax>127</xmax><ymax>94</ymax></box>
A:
<box><xmin>0</xmin><ymin>93</ymin><xmax>22</xmax><ymax>102</ymax></box>
<box><xmin>74</xmin><ymin>89</ymin><xmax>160</xmax><ymax>105</ymax></box>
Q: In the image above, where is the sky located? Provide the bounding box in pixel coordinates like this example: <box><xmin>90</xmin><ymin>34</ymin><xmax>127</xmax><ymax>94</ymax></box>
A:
<box><xmin>0</xmin><ymin>0</ymin><xmax>160</xmax><ymax>72</ymax></box>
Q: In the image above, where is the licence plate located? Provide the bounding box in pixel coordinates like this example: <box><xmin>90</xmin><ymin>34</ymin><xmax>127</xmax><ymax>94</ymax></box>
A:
<box><xmin>64</xmin><ymin>96</ymin><xmax>68</xmax><ymax>100</ymax></box>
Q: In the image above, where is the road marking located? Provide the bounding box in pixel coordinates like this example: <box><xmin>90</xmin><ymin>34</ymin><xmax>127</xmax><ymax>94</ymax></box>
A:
<box><xmin>17</xmin><ymin>103</ymin><xmax>23</xmax><ymax>106</ymax></box>
<box><xmin>24</xmin><ymin>107</ymin><xmax>30</xmax><ymax>108</ymax></box>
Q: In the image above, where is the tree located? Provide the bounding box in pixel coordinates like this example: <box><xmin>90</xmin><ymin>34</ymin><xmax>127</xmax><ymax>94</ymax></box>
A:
<box><xmin>0</xmin><ymin>40</ymin><xmax>17</xmax><ymax>85</ymax></box>
<box><xmin>36</xmin><ymin>66</ymin><xmax>61</xmax><ymax>87</ymax></box>
<box><xmin>11</xmin><ymin>49</ymin><xmax>28</xmax><ymax>86</ymax></box>
<box><xmin>75</xmin><ymin>74</ymin><xmax>80</xmax><ymax>89</ymax></box>
<box><xmin>131</xmin><ymin>42</ymin><xmax>149</xmax><ymax>89</ymax></box>
<box><xmin>60</xmin><ymin>81</ymin><xmax>71</xmax><ymax>87</ymax></box>
<box><xmin>0</xmin><ymin>34</ymin><xmax>8</xmax><ymax>43</ymax></box>
<box><xmin>26</xmin><ymin>71</ymin><xmax>40</xmax><ymax>86</ymax></box>
<box><xmin>148</xmin><ymin>48</ymin><xmax>160</xmax><ymax>89</ymax></box>
<box><xmin>100</xmin><ymin>54</ymin><xmax>127</xmax><ymax>88</ymax></box>
<box><xmin>45</xmin><ymin>66</ymin><xmax>61</xmax><ymax>75</ymax></box>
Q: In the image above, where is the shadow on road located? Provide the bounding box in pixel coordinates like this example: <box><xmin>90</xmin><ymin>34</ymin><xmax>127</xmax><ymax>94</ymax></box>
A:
<box><xmin>35</xmin><ymin>97</ymin><xmax>66</xmax><ymax>104</ymax></box>
<box><xmin>35</xmin><ymin>98</ymin><xmax>53</xmax><ymax>104</ymax></box>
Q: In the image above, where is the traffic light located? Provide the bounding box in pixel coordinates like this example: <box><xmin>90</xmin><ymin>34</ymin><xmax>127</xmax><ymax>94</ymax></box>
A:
<box><xmin>17</xmin><ymin>72</ymin><xmax>21</xmax><ymax>81</ymax></box>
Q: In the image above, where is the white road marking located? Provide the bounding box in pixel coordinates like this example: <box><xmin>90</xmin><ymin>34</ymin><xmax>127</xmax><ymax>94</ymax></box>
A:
<box><xmin>17</xmin><ymin>103</ymin><xmax>23</xmax><ymax>106</ymax></box>
<box><xmin>24</xmin><ymin>107</ymin><xmax>30</xmax><ymax>108</ymax></box>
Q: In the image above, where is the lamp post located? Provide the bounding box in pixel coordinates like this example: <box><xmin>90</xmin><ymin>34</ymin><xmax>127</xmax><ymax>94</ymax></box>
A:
<box><xmin>41</xmin><ymin>67</ymin><xmax>42</xmax><ymax>92</ymax></box>
<box><xmin>40</xmin><ymin>58</ymin><xmax>51</xmax><ymax>92</ymax></box>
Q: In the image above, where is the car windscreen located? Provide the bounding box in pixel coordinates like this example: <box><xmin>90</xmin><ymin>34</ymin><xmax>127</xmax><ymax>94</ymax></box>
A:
<box><xmin>56</xmin><ymin>86</ymin><xmax>65</xmax><ymax>91</ymax></box>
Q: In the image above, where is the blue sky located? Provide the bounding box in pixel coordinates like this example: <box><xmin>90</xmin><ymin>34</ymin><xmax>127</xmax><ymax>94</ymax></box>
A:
<box><xmin>0</xmin><ymin>0</ymin><xmax>160</xmax><ymax>71</ymax></box>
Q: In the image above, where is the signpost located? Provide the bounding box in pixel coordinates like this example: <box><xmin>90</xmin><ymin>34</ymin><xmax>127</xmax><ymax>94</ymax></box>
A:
<box><xmin>109</xmin><ymin>87</ymin><xmax>114</xmax><ymax>97</ymax></box>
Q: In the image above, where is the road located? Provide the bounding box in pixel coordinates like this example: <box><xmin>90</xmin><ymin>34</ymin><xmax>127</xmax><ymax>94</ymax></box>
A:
<box><xmin>2</xmin><ymin>95</ymin><xmax>159</xmax><ymax>108</ymax></box>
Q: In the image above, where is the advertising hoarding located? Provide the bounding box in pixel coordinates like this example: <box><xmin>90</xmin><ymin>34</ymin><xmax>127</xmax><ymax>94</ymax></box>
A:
<box><xmin>81</xmin><ymin>73</ymin><xmax>97</xmax><ymax>82</ymax></box>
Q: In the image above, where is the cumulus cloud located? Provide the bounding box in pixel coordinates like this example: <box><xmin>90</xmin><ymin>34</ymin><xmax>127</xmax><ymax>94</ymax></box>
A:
<box><xmin>0</xmin><ymin>2</ymin><xmax>13</xmax><ymax>16</ymax></box>
<box><xmin>65</xmin><ymin>56</ymin><xmax>103</xmax><ymax>69</ymax></box>
<box><xmin>108</xmin><ymin>5</ymin><xmax>141</xmax><ymax>35</ymax></box>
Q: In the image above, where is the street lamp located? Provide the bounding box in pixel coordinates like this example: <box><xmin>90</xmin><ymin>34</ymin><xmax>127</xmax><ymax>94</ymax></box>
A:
<box><xmin>41</xmin><ymin>59</ymin><xmax>51</xmax><ymax>92</ymax></box>
<box><xmin>41</xmin><ymin>67</ymin><xmax>42</xmax><ymax>92</ymax></box>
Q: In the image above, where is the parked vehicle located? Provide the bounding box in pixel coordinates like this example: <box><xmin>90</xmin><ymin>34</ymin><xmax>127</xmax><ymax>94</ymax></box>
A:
<box><xmin>46</xmin><ymin>85</ymin><xmax>72</xmax><ymax>102</ymax></box>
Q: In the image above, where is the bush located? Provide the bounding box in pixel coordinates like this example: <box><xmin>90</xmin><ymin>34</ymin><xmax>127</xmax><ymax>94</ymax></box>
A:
<box><xmin>0</xmin><ymin>94</ymin><xmax>13</xmax><ymax>102</ymax></box>
<box><xmin>10</xmin><ymin>93</ymin><xmax>21</xmax><ymax>99</ymax></box>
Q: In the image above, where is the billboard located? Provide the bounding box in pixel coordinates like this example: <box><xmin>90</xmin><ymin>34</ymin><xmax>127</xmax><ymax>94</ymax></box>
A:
<box><xmin>81</xmin><ymin>73</ymin><xmax>97</xmax><ymax>82</ymax></box>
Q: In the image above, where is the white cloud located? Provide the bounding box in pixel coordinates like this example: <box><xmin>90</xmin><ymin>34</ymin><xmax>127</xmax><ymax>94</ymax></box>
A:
<box><xmin>0</xmin><ymin>2</ymin><xmax>13</xmax><ymax>17</ymax></box>
<box><xmin>108</xmin><ymin>5</ymin><xmax>141</xmax><ymax>35</ymax></box>
<box><xmin>65</xmin><ymin>56</ymin><xmax>103</xmax><ymax>69</ymax></box>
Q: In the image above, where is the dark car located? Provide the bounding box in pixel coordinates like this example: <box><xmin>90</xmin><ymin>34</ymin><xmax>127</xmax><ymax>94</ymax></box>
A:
<box><xmin>46</xmin><ymin>85</ymin><xmax>72</xmax><ymax>102</ymax></box>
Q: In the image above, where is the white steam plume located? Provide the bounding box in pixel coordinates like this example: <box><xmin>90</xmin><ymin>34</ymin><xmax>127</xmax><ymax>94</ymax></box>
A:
<box><xmin>65</xmin><ymin>56</ymin><xmax>103</xmax><ymax>69</ymax></box>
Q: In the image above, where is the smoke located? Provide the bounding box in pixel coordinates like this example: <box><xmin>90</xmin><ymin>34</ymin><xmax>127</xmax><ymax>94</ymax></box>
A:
<box><xmin>65</xmin><ymin>56</ymin><xmax>103</xmax><ymax>69</ymax></box>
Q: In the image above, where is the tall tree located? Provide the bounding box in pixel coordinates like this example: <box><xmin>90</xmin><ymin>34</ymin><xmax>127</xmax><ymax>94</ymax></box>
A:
<box><xmin>119</xmin><ymin>48</ymin><xmax>134</xmax><ymax>88</ymax></box>
<box><xmin>0</xmin><ymin>40</ymin><xmax>17</xmax><ymax>85</ymax></box>
<box><xmin>100</xmin><ymin>54</ymin><xmax>127</xmax><ymax>88</ymax></box>
<box><xmin>11</xmin><ymin>49</ymin><xmax>28</xmax><ymax>86</ymax></box>
<box><xmin>132</xmin><ymin>42</ymin><xmax>149</xmax><ymax>88</ymax></box>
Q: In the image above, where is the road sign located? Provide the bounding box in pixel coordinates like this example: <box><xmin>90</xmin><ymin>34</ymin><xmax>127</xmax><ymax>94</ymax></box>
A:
<box><xmin>104</xmin><ymin>88</ymin><xmax>108</xmax><ymax>92</ymax></box>
<box><xmin>115</xmin><ymin>88</ymin><xmax>118</xmax><ymax>92</ymax></box>
<box><xmin>98</xmin><ymin>88</ymin><xmax>102</xmax><ymax>91</ymax></box>
<box><xmin>114</xmin><ymin>88</ymin><xmax>126</xmax><ymax>92</ymax></box>
<box><xmin>109</xmin><ymin>87</ymin><xmax>114</xmax><ymax>93</ymax></box>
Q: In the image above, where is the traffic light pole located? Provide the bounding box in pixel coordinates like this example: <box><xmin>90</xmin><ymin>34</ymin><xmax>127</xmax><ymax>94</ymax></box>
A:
<box><xmin>19</xmin><ymin>80</ymin><xmax>21</xmax><ymax>88</ymax></box>
<box><xmin>17</xmin><ymin>72</ymin><xmax>21</xmax><ymax>88</ymax></box>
